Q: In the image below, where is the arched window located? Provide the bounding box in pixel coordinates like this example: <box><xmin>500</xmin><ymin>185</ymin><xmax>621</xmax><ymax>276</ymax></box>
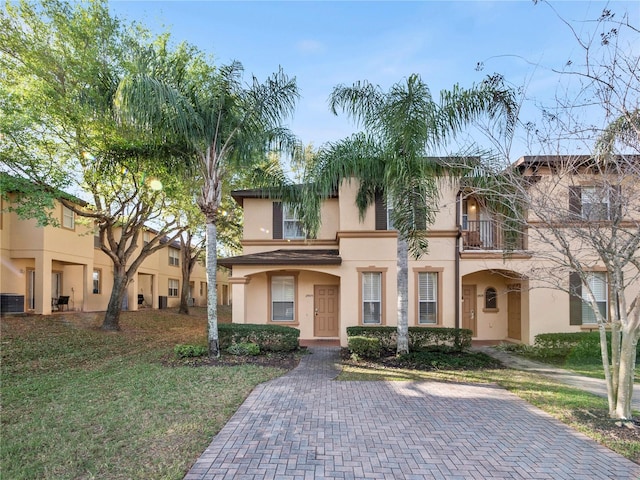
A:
<box><xmin>485</xmin><ymin>287</ymin><xmax>498</xmax><ymax>310</ymax></box>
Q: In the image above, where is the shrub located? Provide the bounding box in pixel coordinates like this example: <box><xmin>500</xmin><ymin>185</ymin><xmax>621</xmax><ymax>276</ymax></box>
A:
<box><xmin>174</xmin><ymin>344</ymin><xmax>208</xmax><ymax>358</ymax></box>
<box><xmin>396</xmin><ymin>350</ymin><xmax>502</xmax><ymax>370</ymax></box>
<box><xmin>346</xmin><ymin>326</ymin><xmax>472</xmax><ymax>352</ymax></box>
<box><xmin>218</xmin><ymin>324</ymin><xmax>299</xmax><ymax>352</ymax></box>
<box><xmin>348</xmin><ymin>336</ymin><xmax>381</xmax><ymax>359</ymax></box>
<box><xmin>227</xmin><ymin>342</ymin><xmax>260</xmax><ymax>356</ymax></box>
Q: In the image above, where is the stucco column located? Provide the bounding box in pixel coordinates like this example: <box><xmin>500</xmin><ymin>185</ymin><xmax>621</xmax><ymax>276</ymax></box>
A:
<box><xmin>35</xmin><ymin>252</ymin><xmax>52</xmax><ymax>315</ymax></box>
<box><xmin>229</xmin><ymin>276</ymin><xmax>250</xmax><ymax>324</ymax></box>
<box><xmin>151</xmin><ymin>274</ymin><xmax>158</xmax><ymax>309</ymax></box>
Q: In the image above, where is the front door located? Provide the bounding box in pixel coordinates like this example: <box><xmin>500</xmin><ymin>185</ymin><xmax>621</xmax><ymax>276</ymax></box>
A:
<box><xmin>508</xmin><ymin>289</ymin><xmax>522</xmax><ymax>340</ymax></box>
<box><xmin>314</xmin><ymin>285</ymin><xmax>339</xmax><ymax>337</ymax></box>
<box><xmin>462</xmin><ymin>285</ymin><xmax>477</xmax><ymax>335</ymax></box>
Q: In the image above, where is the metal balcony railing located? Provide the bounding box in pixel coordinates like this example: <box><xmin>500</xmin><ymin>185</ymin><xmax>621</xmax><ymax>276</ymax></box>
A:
<box><xmin>462</xmin><ymin>220</ymin><xmax>525</xmax><ymax>251</ymax></box>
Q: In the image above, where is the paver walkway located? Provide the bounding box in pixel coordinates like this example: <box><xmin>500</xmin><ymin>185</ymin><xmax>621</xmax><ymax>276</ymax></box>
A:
<box><xmin>473</xmin><ymin>345</ymin><xmax>640</xmax><ymax>411</ymax></box>
<box><xmin>185</xmin><ymin>347</ymin><xmax>640</xmax><ymax>479</ymax></box>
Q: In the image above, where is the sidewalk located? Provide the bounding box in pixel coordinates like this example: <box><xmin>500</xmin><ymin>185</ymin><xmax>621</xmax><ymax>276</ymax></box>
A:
<box><xmin>184</xmin><ymin>347</ymin><xmax>640</xmax><ymax>479</ymax></box>
<box><xmin>472</xmin><ymin>345</ymin><xmax>640</xmax><ymax>411</ymax></box>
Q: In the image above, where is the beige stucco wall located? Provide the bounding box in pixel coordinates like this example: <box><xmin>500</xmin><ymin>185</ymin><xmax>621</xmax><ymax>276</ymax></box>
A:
<box><xmin>1</xmin><ymin>196</ymin><xmax>208</xmax><ymax>314</ymax></box>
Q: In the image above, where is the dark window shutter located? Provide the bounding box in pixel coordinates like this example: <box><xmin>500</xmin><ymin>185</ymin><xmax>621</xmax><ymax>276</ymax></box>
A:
<box><xmin>375</xmin><ymin>190</ymin><xmax>387</xmax><ymax>230</ymax></box>
<box><xmin>569</xmin><ymin>186</ymin><xmax>582</xmax><ymax>216</ymax></box>
<box><xmin>569</xmin><ymin>272</ymin><xmax>582</xmax><ymax>325</ymax></box>
<box><xmin>272</xmin><ymin>202</ymin><xmax>283</xmax><ymax>239</ymax></box>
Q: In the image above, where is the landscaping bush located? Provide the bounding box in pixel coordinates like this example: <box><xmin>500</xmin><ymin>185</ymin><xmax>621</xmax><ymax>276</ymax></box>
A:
<box><xmin>348</xmin><ymin>336</ymin><xmax>381</xmax><ymax>359</ymax></box>
<box><xmin>227</xmin><ymin>342</ymin><xmax>260</xmax><ymax>356</ymax></box>
<box><xmin>218</xmin><ymin>324</ymin><xmax>299</xmax><ymax>352</ymax></box>
<box><xmin>174</xmin><ymin>344</ymin><xmax>208</xmax><ymax>358</ymax></box>
<box><xmin>346</xmin><ymin>326</ymin><xmax>472</xmax><ymax>352</ymax></box>
<box><xmin>532</xmin><ymin>331</ymin><xmax>640</xmax><ymax>364</ymax></box>
<box><xmin>395</xmin><ymin>350</ymin><xmax>502</xmax><ymax>370</ymax></box>
<box><xmin>408</xmin><ymin>327</ymin><xmax>472</xmax><ymax>352</ymax></box>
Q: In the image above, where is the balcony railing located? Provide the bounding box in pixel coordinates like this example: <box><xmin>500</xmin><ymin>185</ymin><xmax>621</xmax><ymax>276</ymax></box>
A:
<box><xmin>462</xmin><ymin>220</ymin><xmax>525</xmax><ymax>251</ymax></box>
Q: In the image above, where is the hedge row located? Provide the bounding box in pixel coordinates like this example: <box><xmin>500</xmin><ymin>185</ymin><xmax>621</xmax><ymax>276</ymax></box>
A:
<box><xmin>218</xmin><ymin>323</ymin><xmax>300</xmax><ymax>352</ymax></box>
<box><xmin>534</xmin><ymin>331</ymin><xmax>640</xmax><ymax>362</ymax></box>
<box><xmin>346</xmin><ymin>326</ymin><xmax>472</xmax><ymax>352</ymax></box>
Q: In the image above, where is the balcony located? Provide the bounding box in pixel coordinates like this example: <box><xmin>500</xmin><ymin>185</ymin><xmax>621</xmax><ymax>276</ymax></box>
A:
<box><xmin>462</xmin><ymin>220</ymin><xmax>525</xmax><ymax>251</ymax></box>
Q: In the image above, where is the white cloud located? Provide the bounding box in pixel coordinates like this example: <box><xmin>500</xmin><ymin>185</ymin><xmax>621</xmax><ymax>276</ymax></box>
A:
<box><xmin>296</xmin><ymin>39</ymin><xmax>325</xmax><ymax>54</ymax></box>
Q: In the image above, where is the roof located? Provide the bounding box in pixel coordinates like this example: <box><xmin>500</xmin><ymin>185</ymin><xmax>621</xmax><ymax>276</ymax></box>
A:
<box><xmin>218</xmin><ymin>249</ymin><xmax>341</xmax><ymax>268</ymax></box>
<box><xmin>231</xmin><ymin>186</ymin><xmax>338</xmax><ymax>207</ymax></box>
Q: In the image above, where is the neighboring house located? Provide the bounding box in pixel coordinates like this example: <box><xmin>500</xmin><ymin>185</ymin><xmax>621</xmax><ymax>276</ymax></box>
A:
<box><xmin>220</xmin><ymin>155</ymin><xmax>639</xmax><ymax>346</ymax></box>
<box><xmin>0</xmin><ymin>190</ymin><xmax>209</xmax><ymax>314</ymax></box>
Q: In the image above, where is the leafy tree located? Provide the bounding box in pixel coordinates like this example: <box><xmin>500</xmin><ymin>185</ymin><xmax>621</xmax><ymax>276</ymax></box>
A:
<box><xmin>116</xmin><ymin>49</ymin><xmax>299</xmax><ymax>356</ymax></box>
<box><xmin>0</xmin><ymin>0</ymin><xmax>188</xmax><ymax>330</ymax></box>
<box><xmin>472</xmin><ymin>2</ymin><xmax>639</xmax><ymax>420</ymax></box>
<box><xmin>306</xmin><ymin>75</ymin><xmax>516</xmax><ymax>354</ymax></box>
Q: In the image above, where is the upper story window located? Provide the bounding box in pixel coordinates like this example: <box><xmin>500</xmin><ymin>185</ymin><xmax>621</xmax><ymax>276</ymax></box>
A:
<box><xmin>168</xmin><ymin>247</ymin><xmax>180</xmax><ymax>266</ymax></box>
<box><xmin>283</xmin><ymin>204</ymin><xmax>305</xmax><ymax>239</ymax></box>
<box><xmin>143</xmin><ymin>231</ymin><xmax>150</xmax><ymax>245</ymax></box>
<box><xmin>570</xmin><ymin>185</ymin><xmax>620</xmax><ymax>221</ymax></box>
<box><xmin>62</xmin><ymin>205</ymin><xmax>75</xmax><ymax>230</ymax></box>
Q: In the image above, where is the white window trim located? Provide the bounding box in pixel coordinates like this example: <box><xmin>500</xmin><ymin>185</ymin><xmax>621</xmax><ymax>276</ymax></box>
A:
<box><xmin>417</xmin><ymin>271</ymin><xmax>438</xmax><ymax>325</ymax></box>
<box><xmin>581</xmin><ymin>272</ymin><xmax>607</xmax><ymax>324</ymax></box>
<box><xmin>62</xmin><ymin>205</ymin><xmax>75</xmax><ymax>229</ymax></box>
<box><xmin>270</xmin><ymin>274</ymin><xmax>296</xmax><ymax>322</ymax></box>
<box><xmin>168</xmin><ymin>279</ymin><xmax>179</xmax><ymax>297</ymax></box>
<box><xmin>168</xmin><ymin>247</ymin><xmax>180</xmax><ymax>266</ymax></box>
<box><xmin>282</xmin><ymin>204</ymin><xmax>305</xmax><ymax>239</ymax></box>
<box><xmin>362</xmin><ymin>271</ymin><xmax>382</xmax><ymax>325</ymax></box>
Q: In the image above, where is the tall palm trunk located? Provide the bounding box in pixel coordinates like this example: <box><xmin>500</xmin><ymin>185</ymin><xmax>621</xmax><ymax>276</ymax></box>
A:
<box><xmin>206</xmin><ymin>221</ymin><xmax>219</xmax><ymax>357</ymax></box>
<box><xmin>397</xmin><ymin>236</ymin><xmax>409</xmax><ymax>354</ymax></box>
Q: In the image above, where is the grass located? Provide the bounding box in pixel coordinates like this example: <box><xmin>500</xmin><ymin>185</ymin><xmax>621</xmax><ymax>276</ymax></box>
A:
<box><xmin>339</xmin><ymin>351</ymin><xmax>640</xmax><ymax>463</ymax></box>
<box><xmin>1</xmin><ymin>307</ymin><xmax>288</xmax><ymax>480</ymax></box>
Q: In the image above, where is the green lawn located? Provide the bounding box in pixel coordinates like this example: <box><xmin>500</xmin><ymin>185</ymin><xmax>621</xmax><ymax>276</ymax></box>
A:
<box><xmin>2</xmin><ymin>311</ymin><xmax>638</xmax><ymax>479</ymax></box>
<box><xmin>1</xmin><ymin>308</ymin><xmax>286</xmax><ymax>480</ymax></box>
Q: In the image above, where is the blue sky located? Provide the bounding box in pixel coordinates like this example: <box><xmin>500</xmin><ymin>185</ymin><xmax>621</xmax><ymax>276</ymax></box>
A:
<box><xmin>109</xmin><ymin>1</ymin><xmax>639</xmax><ymax>160</ymax></box>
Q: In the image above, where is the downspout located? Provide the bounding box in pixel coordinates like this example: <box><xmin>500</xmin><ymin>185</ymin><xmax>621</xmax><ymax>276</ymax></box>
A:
<box><xmin>455</xmin><ymin>191</ymin><xmax>461</xmax><ymax>329</ymax></box>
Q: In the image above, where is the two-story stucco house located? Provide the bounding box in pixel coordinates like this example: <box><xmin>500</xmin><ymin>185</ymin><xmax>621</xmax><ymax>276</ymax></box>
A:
<box><xmin>0</xmin><ymin>188</ymin><xmax>216</xmax><ymax>315</ymax></box>
<box><xmin>220</xmin><ymin>155</ymin><xmax>639</xmax><ymax>346</ymax></box>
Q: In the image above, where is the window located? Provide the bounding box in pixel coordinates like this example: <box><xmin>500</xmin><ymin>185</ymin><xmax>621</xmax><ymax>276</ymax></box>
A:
<box><xmin>271</xmin><ymin>275</ymin><xmax>295</xmax><ymax>321</ymax></box>
<box><xmin>570</xmin><ymin>185</ymin><xmax>620</xmax><ymax>221</ymax></box>
<box><xmin>168</xmin><ymin>247</ymin><xmax>180</xmax><ymax>266</ymax></box>
<box><xmin>200</xmin><ymin>281</ymin><xmax>207</xmax><ymax>296</ymax></box>
<box><xmin>485</xmin><ymin>287</ymin><xmax>498</xmax><ymax>310</ymax></box>
<box><xmin>570</xmin><ymin>272</ymin><xmax>608</xmax><ymax>325</ymax></box>
<box><xmin>362</xmin><ymin>272</ymin><xmax>382</xmax><ymax>324</ymax></box>
<box><xmin>92</xmin><ymin>269</ymin><xmax>101</xmax><ymax>294</ymax></box>
<box><xmin>581</xmin><ymin>186</ymin><xmax>609</xmax><ymax>220</ymax></box>
<box><xmin>143</xmin><ymin>231</ymin><xmax>150</xmax><ymax>246</ymax></box>
<box><xmin>62</xmin><ymin>205</ymin><xmax>75</xmax><ymax>229</ymax></box>
<box><xmin>283</xmin><ymin>204</ymin><xmax>305</xmax><ymax>239</ymax></box>
<box><xmin>581</xmin><ymin>272</ymin><xmax>607</xmax><ymax>324</ymax></box>
<box><xmin>418</xmin><ymin>272</ymin><xmax>438</xmax><ymax>324</ymax></box>
<box><xmin>168</xmin><ymin>279</ymin><xmax>179</xmax><ymax>297</ymax></box>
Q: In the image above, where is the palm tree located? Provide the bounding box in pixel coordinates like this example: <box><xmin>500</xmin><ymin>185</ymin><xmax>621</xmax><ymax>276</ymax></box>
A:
<box><xmin>116</xmin><ymin>45</ymin><xmax>299</xmax><ymax>356</ymax></box>
<box><xmin>309</xmin><ymin>74</ymin><xmax>516</xmax><ymax>354</ymax></box>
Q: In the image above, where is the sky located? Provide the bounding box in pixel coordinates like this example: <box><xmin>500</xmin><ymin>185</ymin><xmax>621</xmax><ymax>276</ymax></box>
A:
<box><xmin>108</xmin><ymin>0</ymin><xmax>639</xmax><ymax>161</ymax></box>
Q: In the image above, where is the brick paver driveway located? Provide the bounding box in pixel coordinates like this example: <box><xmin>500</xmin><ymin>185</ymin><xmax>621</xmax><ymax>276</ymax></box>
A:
<box><xmin>185</xmin><ymin>347</ymin><xmax>640</xmax><ymax>479</ymax></box>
